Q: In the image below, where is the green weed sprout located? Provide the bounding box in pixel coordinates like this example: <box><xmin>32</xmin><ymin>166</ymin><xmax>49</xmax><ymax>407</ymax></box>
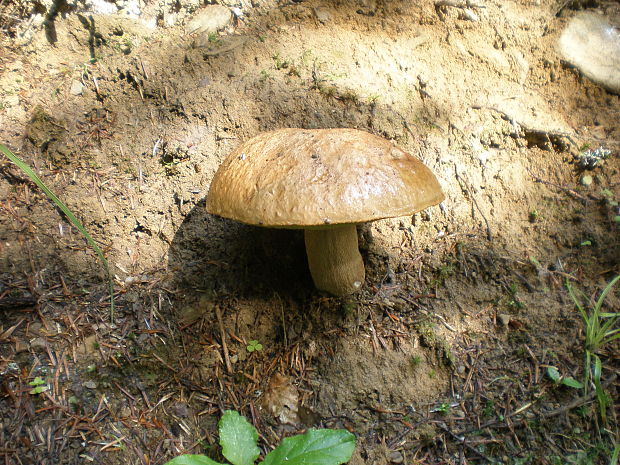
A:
<box><xmin>164</xmin><ymin>410</ymin><xmax>356</xmax><ymax>465</ymax></box>
<box><xmin>567</xmin><ymin>275</ymin><xmax>620</xmax><ymax>423</ymax></box>
<box><xmin>246</xmin><ymin>340</ymin><xmax>263</xmax><ymax>353</ymax></box>
<box><xmin>28</xmin><ymin>376</ymin><xmax>49</xmax><ymax>395</ymax></box>
<box><xmin>546</xmin><ymin>366</ymin><xmax>583</xmax><ymax>389</ymax></box>
<box><xmin>0</xmin><ymin>143</ymin><xmax>115</xmax><ymax>320</ymax></box>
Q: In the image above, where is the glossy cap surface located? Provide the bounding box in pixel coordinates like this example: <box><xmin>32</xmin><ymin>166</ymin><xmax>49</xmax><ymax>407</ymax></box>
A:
<box><xmin>206</xmin><ymin>128</ymin><xmax>445</xmax><ymax>227</ymax></box>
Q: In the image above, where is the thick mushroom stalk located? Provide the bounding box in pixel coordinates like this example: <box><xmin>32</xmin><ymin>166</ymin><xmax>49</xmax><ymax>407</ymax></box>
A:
<box><xmin>304</xmin><ymin>224</ymin><xmax>365</xmax><ymax>296</ymax></box>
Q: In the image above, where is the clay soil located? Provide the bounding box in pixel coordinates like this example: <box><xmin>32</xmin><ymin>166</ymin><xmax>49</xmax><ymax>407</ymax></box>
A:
<box><xmin>0</xmin><ymin>0</ymin><xmax>619</xmax><ymax>464</ymax></box>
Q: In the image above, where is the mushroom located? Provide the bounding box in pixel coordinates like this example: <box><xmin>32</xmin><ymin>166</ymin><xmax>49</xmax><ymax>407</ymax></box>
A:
<box><xmin>206</xmin><ymin>128</ymin><xmax>445</xmax><ymax>296</ymax></box>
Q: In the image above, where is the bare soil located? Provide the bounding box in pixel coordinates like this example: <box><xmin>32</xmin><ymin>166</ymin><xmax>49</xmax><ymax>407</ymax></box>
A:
<box><xmin>0</xmin><ymin>1</ymin><xmax>619</xmax><ymax>464</ymax></box>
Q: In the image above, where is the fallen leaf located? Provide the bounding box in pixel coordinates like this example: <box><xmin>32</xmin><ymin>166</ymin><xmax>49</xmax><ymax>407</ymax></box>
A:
<box><xmin>261</xmin><ymin>373</ymin><xmax>299</xmax><ymax>424</ymax></box>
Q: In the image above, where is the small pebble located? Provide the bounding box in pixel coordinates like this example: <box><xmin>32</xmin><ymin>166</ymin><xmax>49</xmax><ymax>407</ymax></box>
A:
<box><xmin>70</xmin><ymin>80</ymin><xmax>84</xmax><ymax>95</ymax></box>
<box><xmin>30</xmin><ymin>337</ymin><xmax>47</xmax><ymax>352</ymax></box>
<box><xmin>29</xmin><ymin>322</ymin><xmax>43</xmax><ymax>334</ymax></box>
<box><xmin>186</xmin><ymin>5</ymin><xmax>232</xmax><ymax>34</ymax></box>
<box><xmin>580</xmin><ymin>175</ymin><xmax>593</xmax><ymax>186</ymax></box>
<box><xmin>314</xmin><ymin>7</ymin><xmax>333</xmax><ymax>24</ymax></box>
<box><xmin>174</xmin><ymin>402</ymin><xmax>189</xmax><ymax>417</ymax></box>
<box><xmin>388</xmin><ymin>451</ymin><xmax>404</xmax><ymax>464</ymax></box>
<box><xmin>498</xmin><ymin>314</ymin><xmax>511</xmax><ymax>326</ymax></box>
<box><xmin>84</xmin><ymin>381</ymin><xmax>98</xmax><ymax>389</ymax></box>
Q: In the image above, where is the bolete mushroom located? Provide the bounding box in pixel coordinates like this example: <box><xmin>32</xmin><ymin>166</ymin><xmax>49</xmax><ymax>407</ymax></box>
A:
<box><xmin>206</xmin><ymin>128</ymin><xmax>444</xmax><ymax>296</ymax></box>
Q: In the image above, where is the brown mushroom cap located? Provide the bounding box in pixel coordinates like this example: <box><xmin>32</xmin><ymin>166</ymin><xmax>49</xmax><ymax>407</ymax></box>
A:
<box><xmin>206</xmin><ymin>128</ymin><xmax>445</xmax><ymax>227</ymax></box>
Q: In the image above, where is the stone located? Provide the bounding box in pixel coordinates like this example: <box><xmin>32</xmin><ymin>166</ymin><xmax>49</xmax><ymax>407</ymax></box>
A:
<box><xmin>580</xmin><ymin>175</ymin><xmax>593</xmax><ymax>186</ymax></box>
<box><xmin>84</xmin><ymin>381</ymin><xmax>98</xmax><ymax>389</ymax></box>
<box><xmin>498</xmin><ymin>314</ymin><xmax>511</xmax><ymax>326</ymax></box>
<box><xmin>30</xmin><ymin>337</ymin><xmax>48</xmax><ymax>352</ymax></box>
<box><xmin>77</xmin><ymin>334</ymin><xmax>98</xmax><ymax>355</ymax></box>
<box><xmin>186</xmin><ymin>5</ymin><xmax>232</xmax><ymax>35</ymax></box>
<box><xmin>70</xmin><ymin>80</ymin><xmax>84</xmax><ymax>96</ymax></box>
<box><xmin>314</xmin><ymin>7</ymin><xmax>332</xmax><ymax>24</ymax></box>
<box><xmin>388</xmin><ymin>451</ymin><xmax>404</xmax><ymax>464</ymax></box>
<box><xmin>29</xmin><ymin>322</ymin><xmax>43</xmax><ymax>335</ymax></box>
<box><xmin>558</xmin><ymin>12</ymin><xmax>620</xmax><ymax>94</ymax></box>
<box><xmin>174</xmin><ymin>402</ymin><xmax>189</xmax><ymax>417</ymax></box>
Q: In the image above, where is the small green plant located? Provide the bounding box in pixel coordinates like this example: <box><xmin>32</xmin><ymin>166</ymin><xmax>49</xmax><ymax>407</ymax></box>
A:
<box><xmin>272</xmin><ymin>53</ymin><xmax>289</xmax><ymax>70</ymax></box>
<box><xmin>430</xmin><ymin>263</ymin><xmax>456</xmax><ymax>289</ymax></box>
<box><xmin>28</xmin><ymin>377</ymin><xmax>49</xmax><ymax>395</ymax></box>
<box><xmin>431</xmin><ymin>402</ymin><xmax>451</xmax><ymax>415</ymax></box>
<box><xmin>504</xmin><ymin>282</ymin><xmax>525</xmax><ymax>310</ymax></box>
<box><xmin>546</xmin><ymin>366</ymin><xmax>584</xmax><ymax>389</ymax></box>
<box><xmin>259</xmin><ymin>70</ymin><xmax>271</xmax><ymax>82</ymax></box>
<box><xmin>208</xmin><ymin>32</ymin><xmax>220</xmax><ymax>44</ymax></box>
<box><xmin>567</xmin><ymin>275</ymin><xmax>620</xmax><ymax>423</ymax></box>
<box><xmin>0</xmin><ymin>143</ymin><xmax>115</xmax><ymax>320</ymax></box>
<box><xmin>482</xmin><ymin>400</ymin><xmax>495</xmax><ymax>418</ymax></box>
<box><xmin>164</xmin><ymin>410</ymin><xmax>356</xmax><ymax>465</ymax></box>
<box><xmin>246</xmin><ymin>340</ymin><xmax>263</xmax><ymax>353</ymax></box>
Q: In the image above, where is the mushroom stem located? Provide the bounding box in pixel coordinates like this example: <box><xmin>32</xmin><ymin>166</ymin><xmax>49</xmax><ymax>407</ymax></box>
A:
<box><xmin>304</xmin><ymin>224</ymin><xmax>365</xmax><ymax>296</ymax></box>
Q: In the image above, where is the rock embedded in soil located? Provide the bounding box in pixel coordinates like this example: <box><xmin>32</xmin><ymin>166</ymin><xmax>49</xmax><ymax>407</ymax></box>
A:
<box><xmin>29</xmin><ymin>337</ymin><xmax>48</xmax><ymax>352</ymax></box>
<box><xmin>558</xmin><ymin>12</ymin><xmax>620</xmax><ymax>94</ymax></box>
<box><xmin>498</xmin><ymin>314</ymin><xmax>511</xmax><ymax>326</ymax></box>
<box><xmin>70</xmin><ymin>80</ymin><xmax>84</xmax><ymax>95</ymax></box>
<box><xmin>314</xmin><ymin>7</ymin><xmax>333</xmax><ymax>24</ymax></box>
<box><xmin>186</xmin><ymin>5</ymin><xmax>233</xmax><ymax>34</ymax></box>
<box><xmin>388</xmin><ymin>451</ymin><xmax>404</xmax><ymax>464</ymax></box>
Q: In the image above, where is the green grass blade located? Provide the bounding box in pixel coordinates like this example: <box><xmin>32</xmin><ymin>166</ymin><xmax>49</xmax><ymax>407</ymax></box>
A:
<box><xmin>610</xmin><ymin>444</ymin><xmax>620</xmax><ymax>465</ymax></box>
<box><xmin>0</xmin><ymin>143</ymin><xmax>115</xmax><ymax>320</ymax></box>
<box><xmin>595</xmin><ymin>275</ymin><xmax>620</xmax><ymax>313</ymax></box>
<box><xmin>599</xmin><ymin>312</ymin><xmax>620</xmax><ymax>318</ymax></box>
<box><xmin>567</xmin><ymin>280</ymin><xmax>589</xmax><ymax>323</ymax></box>
<box><xmin>592</xmin><ymin>355</ymin><xmax>608</xmax><ymax>424</ymax></box>
<box><xmin>583</xmin><ymin>351</ymin><xmax>591</xmax><ymax>394</ymax></box>
<box><xmin>600</xmin><ymin>331</ymin><xmax>620</xmax><ymax>347</ymax></box>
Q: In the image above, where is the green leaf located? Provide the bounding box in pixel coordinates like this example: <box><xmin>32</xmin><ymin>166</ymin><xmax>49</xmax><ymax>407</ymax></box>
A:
<box><xmin>547</xmin><ymin>366</ymin><xmax>560</xmax><ymax>383</ymax></box>
<box><xmin>593</xmin><ymin>355</ymin><xmax>608</xmax><ymax>423</ymax></box>
<box><xmin>247</xmin><ymin>340</ymin><xmax>263</xmax><ymax>352</ymax></box>
<box><xmin>29</xmin><ymin>377</ymin><xmax>46</xmax><ymax>386</ymax></box>
<box><xmin>219</xmin><ymin>410</ymin><xmax>260</xmax><ymax>465</ymax></box>
<box><xmin>529</xmin><ymin>256</ymin><xmax>542</xmax><ymax>270</ymax></box>
<box><xmin>260</xmin><ymin>429</ymin><xmax>356</xmax><ymax>465</ymax></box>
<box><xmin>29</xmin><ymin>385</ymin><xmax>49</xmax><ymax>394</ymax></box>
<box><xmin>163</xmin><ymin>455</ymin><xmax>224</xmax><ymax>465</ymax></box>
<box><xmin>610</xmin><ymin>444</ymin><xmax>620</xmax><ymax>465</ymax></box>
<box><xmin>560</xmin><ymin>377</ymin><xmax>584</xmax><ymax>389</ymax></box>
